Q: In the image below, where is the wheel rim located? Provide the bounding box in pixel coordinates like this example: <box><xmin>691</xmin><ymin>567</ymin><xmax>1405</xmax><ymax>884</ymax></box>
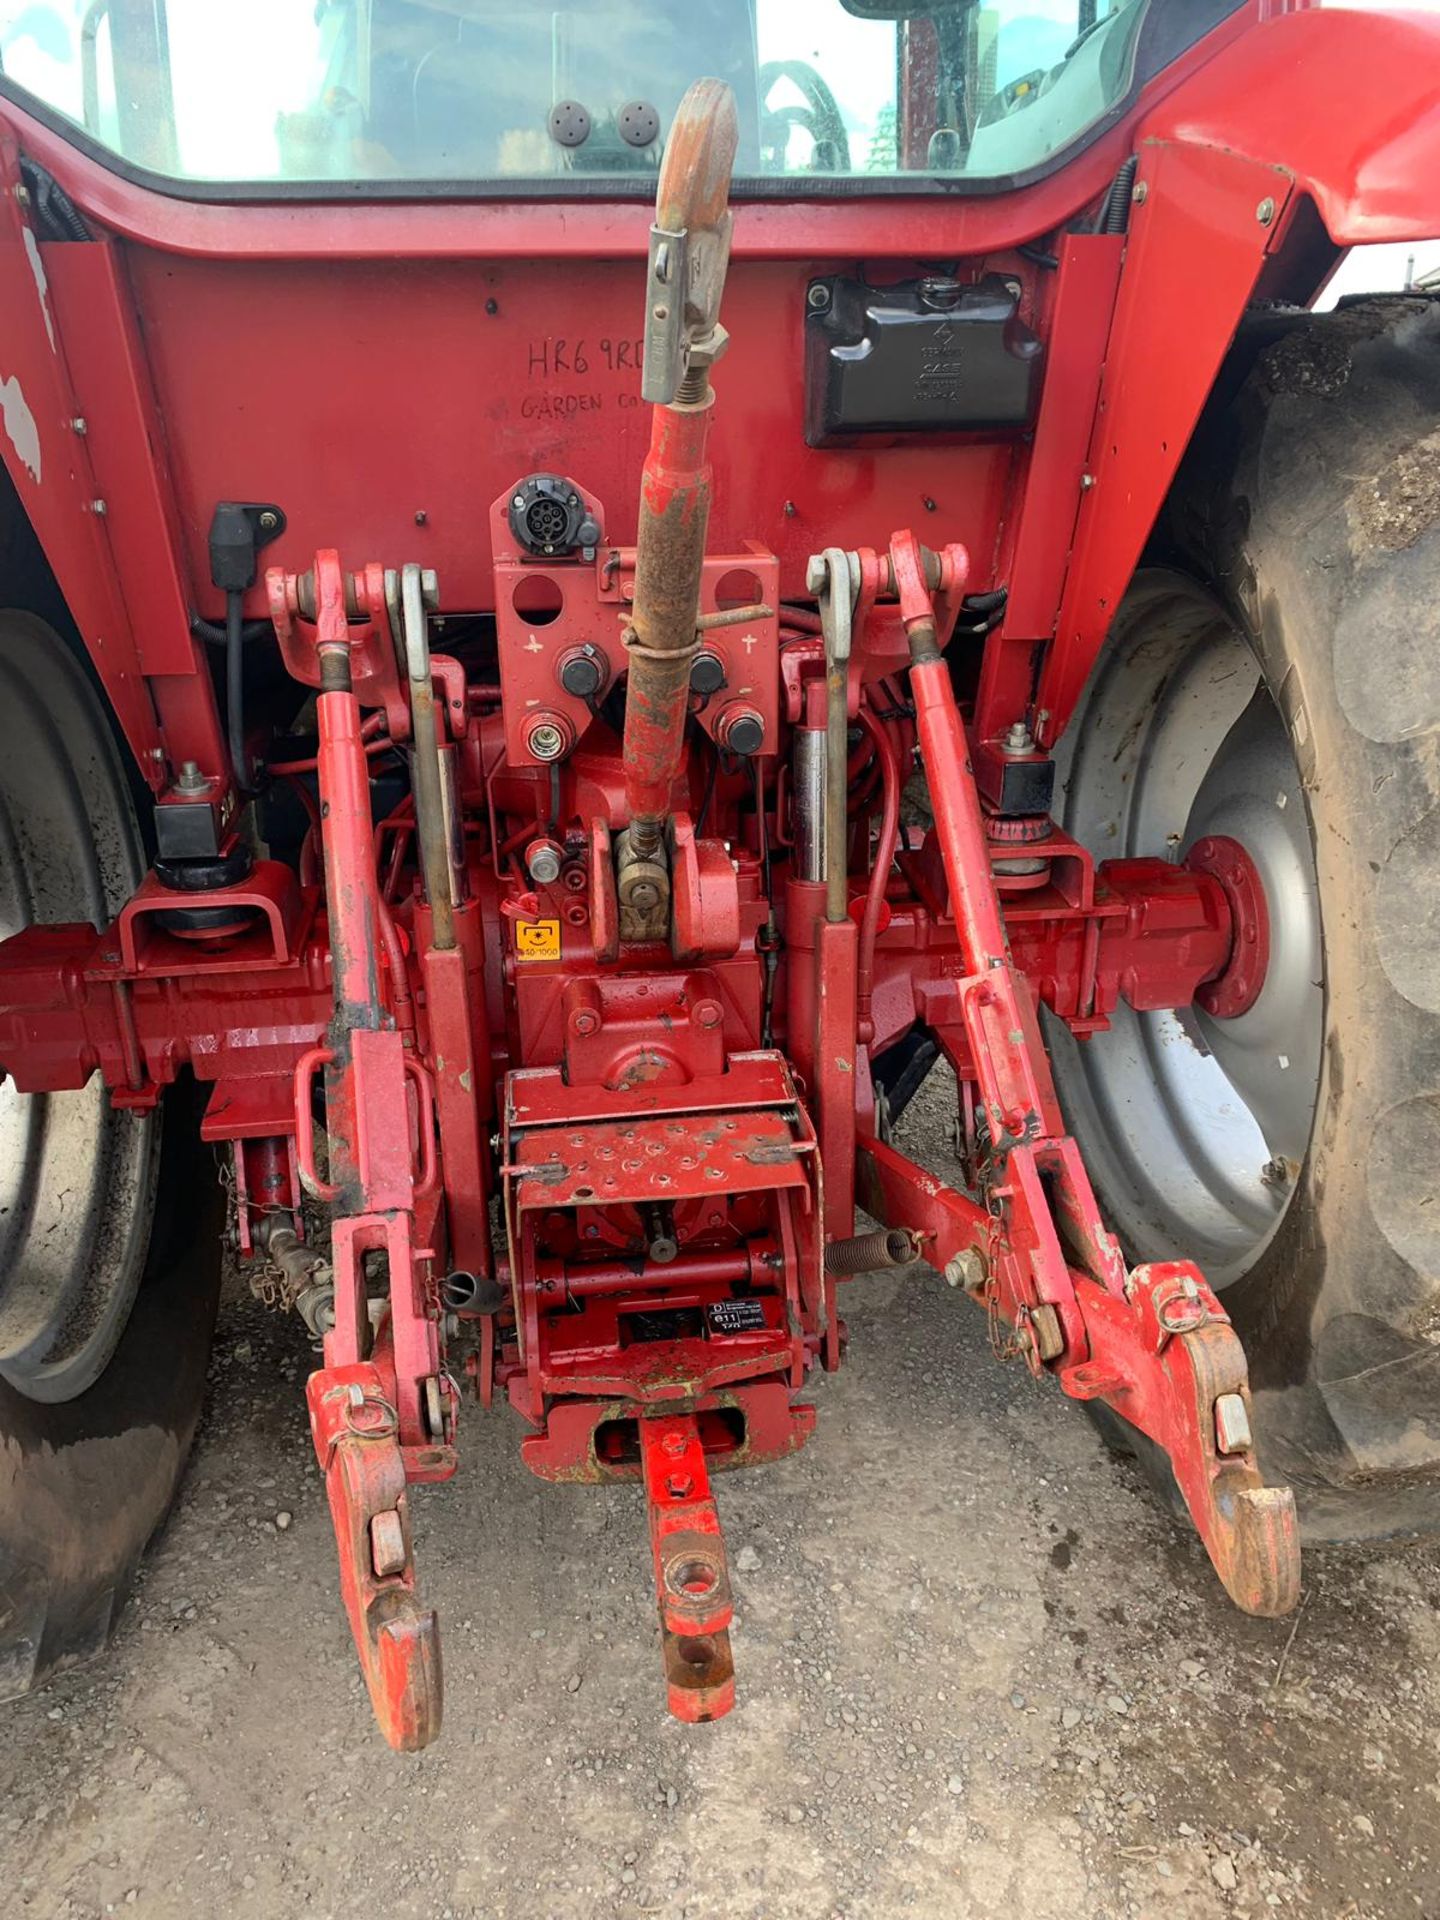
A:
<box><xmin>1049</xmin><ymin>575</ymin><xmax>1323</xmax><ymax>1286</ymax></box>
<box><xmin>0</xmin><ymin>616</ymin><xmax>159</xmax><ymax>1402</ymax></box>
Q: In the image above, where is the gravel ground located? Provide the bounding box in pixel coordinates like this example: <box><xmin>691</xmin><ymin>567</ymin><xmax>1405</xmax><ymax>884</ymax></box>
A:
<box><xmin>2</xmin><ymin>1072</ymin><xmax>1439</xmax><ymax>1920</ymax></box>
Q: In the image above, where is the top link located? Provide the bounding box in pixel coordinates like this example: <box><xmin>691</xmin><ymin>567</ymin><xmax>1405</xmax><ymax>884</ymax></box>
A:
<box><xmin>641</xmin><ymin>78</ymin><xmax>738</xmax><ymax>406</ymax></box>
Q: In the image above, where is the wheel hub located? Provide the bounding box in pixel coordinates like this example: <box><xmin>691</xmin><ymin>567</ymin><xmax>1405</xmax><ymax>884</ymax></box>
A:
<box><xmin>1185</xmin><ymin>834</ymin><xmax>1270</xmax><ymax>1019</ymax></box>
<box><xmin>1050</xmin><ymin>576</ymin><xmax>1324</xmax><ymax>1284</ymax></box>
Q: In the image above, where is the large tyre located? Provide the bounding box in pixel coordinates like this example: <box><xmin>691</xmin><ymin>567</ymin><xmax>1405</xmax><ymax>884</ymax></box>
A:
<box><xmin>1052</xmin><ymin>296</ymin><xmax>1440</xmax><ymax>1542</ymax></box>
<box><xmin>0</xmin><ymin>614</ymin><xmax>219</xmax><ymax>1697</ymax></box>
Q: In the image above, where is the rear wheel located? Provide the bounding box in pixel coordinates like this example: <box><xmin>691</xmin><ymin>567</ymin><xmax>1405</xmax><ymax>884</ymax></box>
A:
<box><xmin>0</xmin><ymin>613</ymin><xmax>219</xmax><ymax>1698</ymax></box>
<box><xmin>1053</xmin><ymin>297</ymin><xmax>1440</xmax><ymax>1541</ymax></box>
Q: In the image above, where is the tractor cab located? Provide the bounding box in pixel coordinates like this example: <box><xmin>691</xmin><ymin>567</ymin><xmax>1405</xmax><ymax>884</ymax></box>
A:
<box><xmin>1</xmin><ymin>1</ymin><xmax>1239</xmax><ymax>189</ymax></box>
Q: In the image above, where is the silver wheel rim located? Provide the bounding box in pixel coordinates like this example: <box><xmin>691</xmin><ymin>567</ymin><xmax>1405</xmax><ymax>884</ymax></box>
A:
<box><xmin>1048</xmin><ymin>575</ymin><xmax>1323</xmax><ymax>1286</ymax></box>
<box><xmin>0</xmin><ymin>616</ymin><xmax>159</xmax><ymax>1402</ymax></box>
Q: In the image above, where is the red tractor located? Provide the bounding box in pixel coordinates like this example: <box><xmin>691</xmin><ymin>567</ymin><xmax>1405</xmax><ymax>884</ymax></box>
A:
<box><xmin>0</xmin><ymin>0</ymin><xmax>1435</xmax><ymax>1749</ymax></box>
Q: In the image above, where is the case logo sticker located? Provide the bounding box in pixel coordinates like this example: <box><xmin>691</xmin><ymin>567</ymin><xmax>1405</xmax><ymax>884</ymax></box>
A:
<box><xmin>515</xmin><ymin>918</ymin><xmax>561</xmax><ymax>962</ymax></box>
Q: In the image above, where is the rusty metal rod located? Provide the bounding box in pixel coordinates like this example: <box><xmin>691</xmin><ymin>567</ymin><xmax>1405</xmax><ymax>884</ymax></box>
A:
<box><xmin>695</xmin><ymin>601</ymin><xmax>773</xmax><ymax>631</ymax></box>
<box><xmin>621</xmin><ymin>79</ymin><xmax>738</xmax><ymax>856</ymax></box>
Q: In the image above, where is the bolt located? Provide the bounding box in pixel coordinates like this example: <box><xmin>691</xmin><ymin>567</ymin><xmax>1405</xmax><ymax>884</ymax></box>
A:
<box><xmin>1002</xmin><ymin>277</ymin><xmax>1023</xmax><ymax>302</ymax></box>
<box><xmin>805</xmin><ymin>554</ymin><xmax>828</xmax><ymax>596</ymax></box>
<box><xmin>13</xmin><ymin>183</ymin><xmax>29</xmax><ymax>207</ymax></box>
<box><xmin>89</xmin><ymin>499</ymin><xmax>107</xmax><ymax>516</ymax></box>
<box><xmin>1257</xmin><ymin>196</ymin><xmax>1276</xmax><ymax>226</ymax></box>
<box><xmin>570</xmin><ymin>1007</ymin><xmax>600</xmax><ymax>1038</ymax></box>
<box><xmin>527</xmin><ymin>721</ymin><xmax>566</xmax><ymax>763</ymax></box>
<box><xmin>666</xmin><ymin>1472</ymin><xmax>693</xmax><ymax>1499</ymax></box>
<box><xmin>1131</xmin><ymin>180</ymin><xmax>1148</xmax><ymax>204</ymax></box>
<box><xmin>70</xmin><ymin>417</ymin><xmax>87</xmax><ymax>436</ymax></box>
<box><xmin>485</xmin><ymin>297</ymin><xmax>499</xmax><ymax>316</ymax></box>
<box><xmin>414</xmin><ymin>510</ymin><xmax>428</xmax><ymax>526</ymax></box>
<box><xmin>807</xmin><ymin>283</ymin><xmax>831</xmax><ymax>312</ymax></box>
<box><xmin>1080</xmin><ymin>472</ymin><xmax>1096</xmax><ymax>491</ymax></box>
<box><xmin>944</xmin><ymin>1248</ymin><xmax>988</xmax><ymax>1292</ymax></box>
<box><xmin>693</xmin><ymin>999</ymin><xmax>722</xmax><ymax>1030</ymax></box>
<box><xmin>1002</xmin><ymin>720</ymin><xmax>1034</xmax><ymax>757</ymax></box>
<box><xmin>512</xmin><ymin>494</ymin><xmax>525</xmax><ymax>510</ymax></box>
<box><xmin>175</xmin><ymin>758</ymin><xmax>206</xmax><ymax>792</ymax></box>
<box><xmin>258</xmin><ymin>510</ymin><xmax>279</xmax><ymax>533</ymax></box>
<box><xmin>526</xmin><ymin>841</ymin><xmax>562</xmax><ymax>885</ymax></box>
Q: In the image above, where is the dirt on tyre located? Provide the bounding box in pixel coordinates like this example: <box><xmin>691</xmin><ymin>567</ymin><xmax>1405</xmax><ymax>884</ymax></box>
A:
<box><xmin>1051</xmin><ymin>295</ymin><xmax>1440</xmax><ymax>1543</ymax></box>
<box><xmin>0</xmin><ymin>613</ymin><xmax>219</xmax><ymax>1699</ymax></box>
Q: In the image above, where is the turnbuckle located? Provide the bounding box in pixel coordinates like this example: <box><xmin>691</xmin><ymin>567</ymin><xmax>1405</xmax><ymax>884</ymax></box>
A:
<box><xmin>307</xmin><ymin>1363</ymin><xmax>443</xmax><ymax>1751</ymax></box>
<box><xmin>638</xmin><ymin>1413</ymin><xmax>736</xmax><ymax>1722</ymax></box>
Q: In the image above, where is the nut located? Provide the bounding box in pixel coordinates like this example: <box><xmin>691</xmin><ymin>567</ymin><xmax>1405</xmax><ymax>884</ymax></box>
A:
<box><xmin>944</xmin><ymin>1248</ymin><xmax>988</xmax><ymax>1291</ymax></box>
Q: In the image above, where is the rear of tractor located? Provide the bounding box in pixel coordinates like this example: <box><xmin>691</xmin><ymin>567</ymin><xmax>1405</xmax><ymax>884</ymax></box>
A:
<box><xmin>0</xmin><ymin>0</ymin><xmax>1436</xmax><ymax>1747</ymax></box>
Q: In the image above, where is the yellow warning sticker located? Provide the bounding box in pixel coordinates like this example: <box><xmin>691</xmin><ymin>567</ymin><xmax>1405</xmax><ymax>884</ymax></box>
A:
<box><xmin>515</xmin><ymin>918</ymin><xmax>562</xmax><ymax>962</ymax></box>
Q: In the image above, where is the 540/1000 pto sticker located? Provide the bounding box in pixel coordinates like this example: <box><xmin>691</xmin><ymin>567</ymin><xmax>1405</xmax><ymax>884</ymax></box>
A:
<box><xmin>514</xmin><ymin>918</ymin><xmax>561</xmax><ymax>962</ymax></box>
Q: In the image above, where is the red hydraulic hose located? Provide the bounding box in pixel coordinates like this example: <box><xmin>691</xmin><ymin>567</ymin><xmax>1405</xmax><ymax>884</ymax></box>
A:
<box><xmin>374</xmin><ymin>893</ymin><xmax>416</xmax><ymax>1041</ymax></box>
